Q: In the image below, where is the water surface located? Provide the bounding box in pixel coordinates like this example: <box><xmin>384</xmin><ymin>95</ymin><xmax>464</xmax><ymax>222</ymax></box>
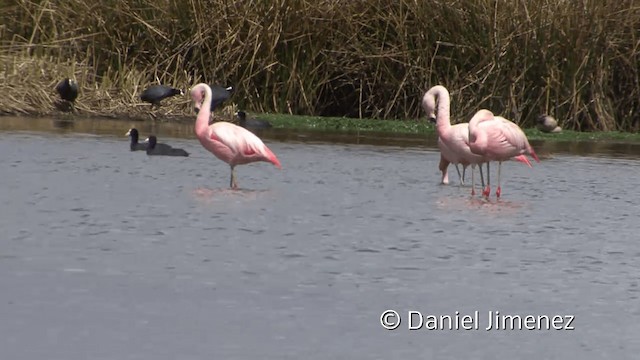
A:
<box><xmin>1</xmin><ymin>116</ymin><xmax>639</xmax><ymax>359</ymax></box>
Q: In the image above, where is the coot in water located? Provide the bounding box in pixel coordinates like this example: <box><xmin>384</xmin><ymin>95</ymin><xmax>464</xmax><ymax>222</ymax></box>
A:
<box><xmin>140</xmin><ymin>85</ymin><xmax>184</xmax><ymax>108</ymax></box>
<box><xmin>236</xmin><ymin>111</ymin><xmax>272</xmax><ymax>129</ymax></box>
<box><xmin>125</xmin><ymin>128</ymin><xmax>147</xmax><ymax>151</ymax></box>
<box><xmin>145</xmin><ymin>136</ymin><xmax>189</xmax><ymax>157</ymax></box>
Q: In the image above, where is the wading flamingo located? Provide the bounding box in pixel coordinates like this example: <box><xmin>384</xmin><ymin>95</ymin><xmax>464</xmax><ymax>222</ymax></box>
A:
<box><xmin>422</xmin><ymin>85</ymin><xmax>487</xmax><ymax>194</ymax></box>
<box><xmin>468</xmin><ymin>109</ymin><xmax>540</xmax><ymax>198</ymax></box>
<box><xmin>191</xmin><ymin>83</ymin><xmax>281</xmax><ymax>189</ymax></box>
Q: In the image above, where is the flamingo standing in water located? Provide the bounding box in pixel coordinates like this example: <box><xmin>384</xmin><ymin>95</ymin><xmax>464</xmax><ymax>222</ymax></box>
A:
<box><xmin>468</xmin><ymin>109</ymin><xmax>539</xmax><ymax>198</ymax></box>
<box><xmin>423</xmin><ymin>85</ymin><xmax>533</xmax><ymax>196</ymax></box>
<box><xmin>422</xmin><ymin>85</ymin><xmax>487</xmax><ymax>194</ymax></box>
<box><xmin>190</xmin><ymin>83</ymin><xmax>281</xmax><ymax>189</ymax></box>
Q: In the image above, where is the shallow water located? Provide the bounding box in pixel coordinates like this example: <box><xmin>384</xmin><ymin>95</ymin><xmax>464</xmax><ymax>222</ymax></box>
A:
<box><xmin>1</xmin><ymin>116</ymin><xmax>640</xmax><ymax>359</ymax></box>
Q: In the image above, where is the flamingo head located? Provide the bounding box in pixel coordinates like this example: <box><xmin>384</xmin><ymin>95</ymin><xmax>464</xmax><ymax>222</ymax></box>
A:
<box><xmin>190</xmin><ymin>85</ymin><xmax>205</xmax><ymax>106</ymax></box>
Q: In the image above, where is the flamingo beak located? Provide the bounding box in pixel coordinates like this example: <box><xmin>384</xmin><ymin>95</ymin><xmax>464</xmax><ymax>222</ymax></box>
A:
<box><xmin>143</xmin><ymin>137</ymin><xmax>149</xmax><ymax>143</ymax></box>
<box><xmin>428</xmin><ymin>116</ymin><xmax>437</xmax><ymax>124</ymax></box>
<box><xmin>125</xmin><ymin>129</ymin><xmax>131</xmax><ymax>136</ymax></box>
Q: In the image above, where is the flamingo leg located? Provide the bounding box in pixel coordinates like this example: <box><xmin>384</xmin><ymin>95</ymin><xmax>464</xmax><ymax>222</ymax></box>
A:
<box><xmin>439</xmin><ymin>156</ymin><xmax>449</xmax><ymax>185</ymax></box>
<box><xmin>461</xmin><ymin>165</ymin><xmax>467</xmax><ymax>186</ymax></box>
<box><xmin>230</xmin><ymin>165</ymin><xmax>238</xmax><ymax>189</ymax></box>
<box><xmin>496</xmin><ymin>161</ymin><xmax>502</xmax><ymax>198</ymax></box>
<box><xmin>470</xmin><ymin>164</ymin><xmax>476</xmax><ymax>195</ymax></box>
<box><xmin>454</xmin><ymin>164</ymin><xmax>464</xmax><ymax>185</ymax></box>
<box><xmin>482</xmin><ymin>162</ymin><xmax>491</xmax><ymax>197</ymax></box>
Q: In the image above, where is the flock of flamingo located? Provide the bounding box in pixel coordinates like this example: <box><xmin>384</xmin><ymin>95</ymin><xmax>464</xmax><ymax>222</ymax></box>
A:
<box><xmin>423</xmin><ymin>85</ymin><xmax>539</xmax><ymax>198</ymax></box>
<box><xmin>186</xmin><ymin>83</ymin><xmax>539</xmax><ymax>197</ymax></box>
<box><xmin>53</xmin><ymin>78</ymin><xmax>540</xmax><ymax>196</ymax></box>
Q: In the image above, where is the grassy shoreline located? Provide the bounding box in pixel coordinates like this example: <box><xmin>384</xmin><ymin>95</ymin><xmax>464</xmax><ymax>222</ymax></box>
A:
<box><xmin>4</xmin><ymin>111</ymin><xmax>640</xmax><ymax>144</ymax></box>
<box><xmin>260</xmin><ymin>113</ymin><xmax>640</xmax><ymax>143</ymax></box>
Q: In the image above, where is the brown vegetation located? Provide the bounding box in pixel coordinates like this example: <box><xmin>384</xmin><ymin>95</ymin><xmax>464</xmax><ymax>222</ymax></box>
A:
<box><xmin>1</xmin><ymin>0</ymin><xmax>639</xmax><ymax>130</ymax></box>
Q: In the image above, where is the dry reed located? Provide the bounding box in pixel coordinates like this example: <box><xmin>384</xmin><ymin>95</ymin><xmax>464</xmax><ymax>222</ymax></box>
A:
<box><xmin>1</xmin><ymin>0</ymin><xmax>639</xmax><ymax>130</ymax></box>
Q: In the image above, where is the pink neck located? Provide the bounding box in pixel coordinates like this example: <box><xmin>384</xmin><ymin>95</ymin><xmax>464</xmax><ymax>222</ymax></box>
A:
<box><xmin>195</xmin><ymin>84</ymin><xmax>213</xmax><ymax>137</ymax></box>
<box><xmin>432</xmin><ymin>87</ymin><xmax>452</xmax><ymax>137</ymax></box>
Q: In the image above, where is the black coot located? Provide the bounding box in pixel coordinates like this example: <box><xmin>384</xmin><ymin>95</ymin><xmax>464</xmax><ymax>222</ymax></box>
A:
<box><xmin>236</xmin><ymin>111</ymin><xmax>272</xmax><ymax>129</ymax></box>
<box><xmin>55</xmin><ymin>78</ymin><xmax>78</xmax><ymax>102</ymax></box>
<box><xmin>145</xmin><ymin>136</ymin><xmax>189</xmax><ymax>156</ymax></box>
<box><xmin>125</xmin><ymin>128</ymin><xmax>147</xmax><ymax>151</ymax></box>
<box><xmin>140</xmin><ymin>85</ymin><xmax>184</xmax><ymax>108</ymax></box>
<box><xmin>194</xmin><ymin>85</ymin><xmax>233</xmax><ymax>114</ymax></box>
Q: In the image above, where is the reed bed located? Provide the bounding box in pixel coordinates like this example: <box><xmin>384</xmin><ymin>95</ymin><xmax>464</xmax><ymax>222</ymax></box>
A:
<box><xmin>1</xmin><ymin>0</ymin><xmax>639</xmax><ymax>130</ymax></box>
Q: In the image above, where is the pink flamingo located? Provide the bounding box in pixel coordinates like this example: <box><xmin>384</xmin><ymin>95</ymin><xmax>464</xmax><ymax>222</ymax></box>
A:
<box><xmin>190</xmin><ymin>83</ymin><xmax>281</xmax><ymax>189</ymax></box>
<box><xmin>468</xmin><ymin>109</ymin><xmax>540</xmax><ymax>198</ymax></box>
<box><xmin>422</xmin><ymin>85</ymin><xmax>487</xmax><ymax>194</ymax></box>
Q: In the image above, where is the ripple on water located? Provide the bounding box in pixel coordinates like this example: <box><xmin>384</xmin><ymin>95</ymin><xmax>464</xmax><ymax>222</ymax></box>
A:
<box><xmin>191</xmin><ymin>187</ymin><xmax>273</xmax><ymax>204</ymax></box>
<box><xmin>2</xmin><ymin>129</ymin><xmax>640</xmax><ymax>359</ymax></box>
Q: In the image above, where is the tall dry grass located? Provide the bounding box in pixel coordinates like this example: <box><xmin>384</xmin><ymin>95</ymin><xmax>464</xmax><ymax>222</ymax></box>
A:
<box><xmin>1</xmin><ymin>0</ymin><xmax>639</xmax><ymax>130</ymax></box>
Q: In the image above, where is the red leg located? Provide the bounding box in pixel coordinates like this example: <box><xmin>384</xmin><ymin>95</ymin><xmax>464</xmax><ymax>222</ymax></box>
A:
<box><xmin>482</xmin><ymin>162</ymin><xmax>491</xmax><ymax>197</ymax></box>
<box><xmin>496</xmin><ymin>161</ymin><xmax>502</xmax><ymax>198</ymax></box>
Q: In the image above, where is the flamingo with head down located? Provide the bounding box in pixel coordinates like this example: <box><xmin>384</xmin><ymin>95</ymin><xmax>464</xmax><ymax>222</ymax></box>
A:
<box><xmin>422</xmin><ymin>85</ymin><xmax>487</xmax><ymax>194</ymax></box>
<box><xmin>468</xmin><ymin>109</ymin><xmax>540</xmax><ymax>198</ymax></box>
<box><xmin>423</xmin><ymin>85</ymin><xmax>534</xmax><ymax>196</ymax></box>
<box><xmin>190</xmin><ymin>83</ymin><xmax>281</xmax><ymax>189</ymax></box>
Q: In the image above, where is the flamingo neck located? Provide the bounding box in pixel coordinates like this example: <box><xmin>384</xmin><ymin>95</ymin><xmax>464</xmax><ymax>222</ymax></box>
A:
<box><xmin>195</xmin><ymin>84</ymin><xmax>213</xmax><ymax>137</ymax></box>
<box><xmin>468</xmin><ymin>114</ymin><xmax>490</xmax><ymax>152</ymax></box>
<box><xmin>433</xmin><ymin>88</ymin><xmax>452</xmax><ymax>137</ymax></box>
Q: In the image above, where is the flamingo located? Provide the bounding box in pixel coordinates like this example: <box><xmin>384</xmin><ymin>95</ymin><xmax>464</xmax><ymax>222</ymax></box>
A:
<box><xmin>468</xmin><ymin>109</ymin><xmax>540</xmax><ymax>198</ymax></box>
<box><xmin>422</xmin><ymin>85</ymin><xmax>487</xmax><ymax>194</ymax></box>
<box><xmin>190</xmin><ymin>83</ymin><xmax>281</xmax><ymax>189</ymax></box>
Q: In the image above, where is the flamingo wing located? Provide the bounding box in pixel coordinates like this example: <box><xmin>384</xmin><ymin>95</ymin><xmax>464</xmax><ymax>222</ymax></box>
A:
<box><xmin>210</xmin><ymin>123</ymin><xmax>281</xmax><ymax>168</ymax></box>
<box><xmin>499</xmin><ymin>118</ymin><xmax>530</xmax><ymax>150</ymax></box>
<box><xmin>477</xmin><ymin>120</ymin><xmax>521</xmax><ymax>159</ymax></box>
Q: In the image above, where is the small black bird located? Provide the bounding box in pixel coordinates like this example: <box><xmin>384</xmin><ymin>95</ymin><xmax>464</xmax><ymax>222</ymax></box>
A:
<box><xmin>236</xmin><ymin>111</ymin><xmax>272</xmax><ymax>129</ymax></box>
<box><xmin>55</xmin><ymin>78</ymin><xmax>79</xmax><ymax>102</ymax></box>
<box><xmin>140</xmin><ymin>85</ymin><xmax>184</xmax><ymax>108</ymax></box>
<box><xmin>194</xmin><ymin>84</ymin><xmax>233</xmax><ymax>114</ymax></box>
<box><xmin>125</xmin><ymin>128</ymin><xmax>147</xmax><ymax>151</ymax></box>
<box><xmin>145</xmin><ymin>136</ymin><xmax>189</xmax><ymax>157</ymax></box>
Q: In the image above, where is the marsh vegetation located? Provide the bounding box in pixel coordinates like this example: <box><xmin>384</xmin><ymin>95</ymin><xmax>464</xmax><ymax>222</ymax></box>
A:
<box><xmin>1</xmin><ymin>0</ymin><xmax>639</xmax><ymax>131</ymax></box>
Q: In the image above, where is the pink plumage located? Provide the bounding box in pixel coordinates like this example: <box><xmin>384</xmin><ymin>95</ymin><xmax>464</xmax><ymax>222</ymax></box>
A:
<box><xmin>191</xmin><ymin>83</ymin><xmax>281</xmax><ymax>189</ymax></box>
<box><xmin>422</xmin><ymin>86</ymin><xmax>484</xmax><ymax>188</ymax></box>
<box><xmin>468</xmin><ymin>109</ymin><xmax>539</xmax><ymax>197</ymax></box>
